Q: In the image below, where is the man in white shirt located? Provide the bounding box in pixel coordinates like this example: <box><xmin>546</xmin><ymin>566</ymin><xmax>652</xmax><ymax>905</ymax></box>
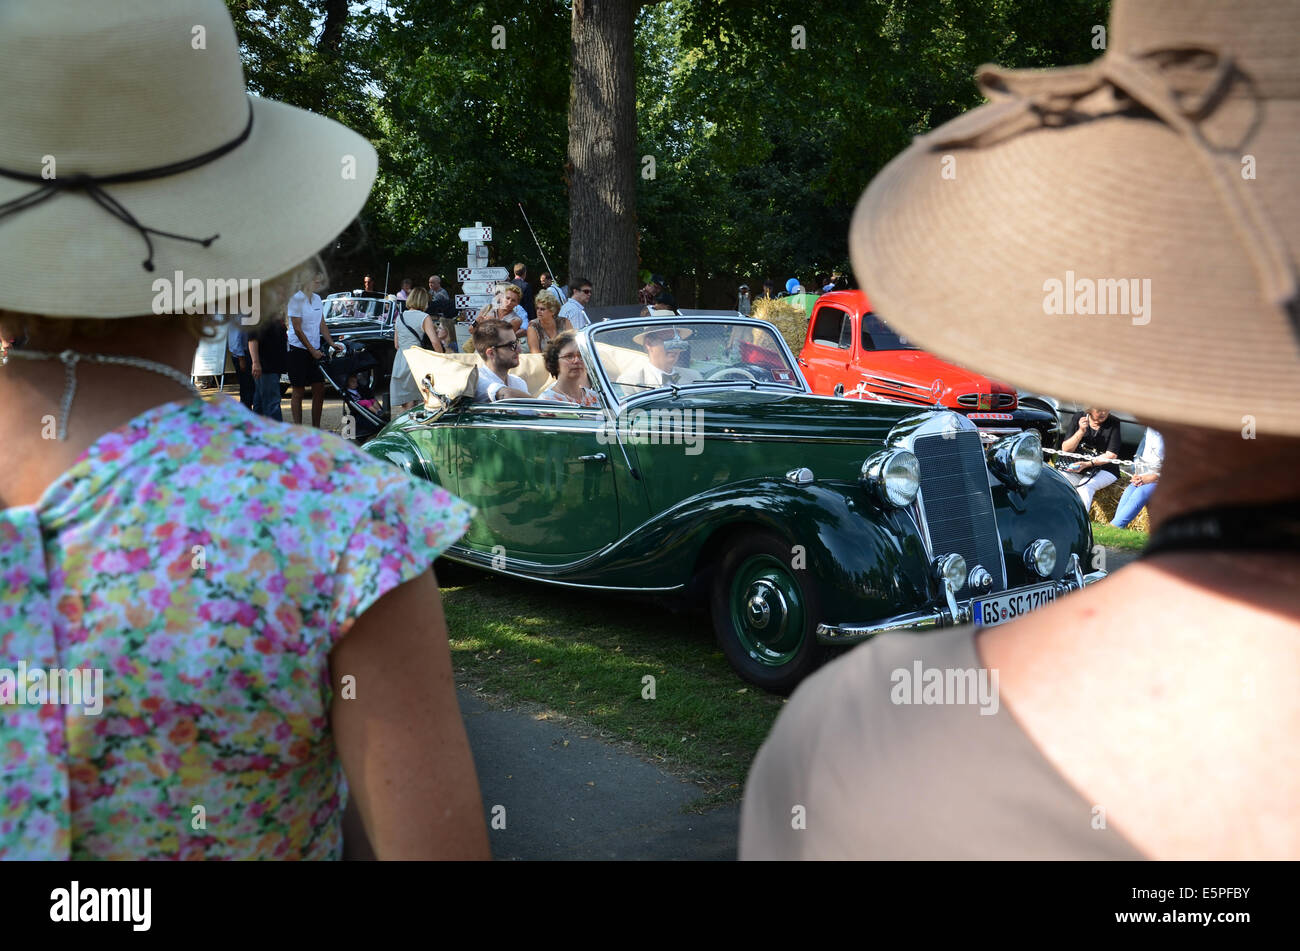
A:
<box><xmin>616</xmin><ymin>326</ymin><xmax>703</xmax><ymax>390</ymax></box>
<box><xmin>472</xmin><ymin>318</ymin><xmax>531</xmax><ymax>402</ymax></box>
<box><xmin>559</xmin><ymin>277</ymin><xmax>592</xmax><ymax>330</ymax></box>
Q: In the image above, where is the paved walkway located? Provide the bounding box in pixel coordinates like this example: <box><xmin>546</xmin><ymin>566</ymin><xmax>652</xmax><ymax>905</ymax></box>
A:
<box><xmin>458</xmin><ymin>691</ymin><xmax>739</xmax><ymax>861</ymax></box>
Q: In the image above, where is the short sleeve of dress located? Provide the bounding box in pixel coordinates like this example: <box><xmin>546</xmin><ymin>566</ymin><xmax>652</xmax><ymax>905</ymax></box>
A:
<box><xmin>327</xmin><ymin>479</ymin><xmax>475</xmax><ymax>646</ymax></box>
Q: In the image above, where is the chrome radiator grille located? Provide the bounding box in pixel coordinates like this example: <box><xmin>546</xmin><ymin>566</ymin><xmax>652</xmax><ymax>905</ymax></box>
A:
<box><xmin>912</xmin><ymin>430</ymin><xmax>1006</xmax><ymax>594</ymax></box>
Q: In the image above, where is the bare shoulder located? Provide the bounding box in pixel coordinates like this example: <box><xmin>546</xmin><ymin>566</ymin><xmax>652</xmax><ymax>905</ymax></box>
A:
<box><xmin>978</xmin><ymin>555</ymin><xmax>1300</xmax><ymax>859</ymax></box>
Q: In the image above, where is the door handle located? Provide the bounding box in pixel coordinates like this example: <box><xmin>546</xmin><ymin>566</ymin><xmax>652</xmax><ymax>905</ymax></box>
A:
<box><xmin>578</xmin><ymin>453</ymin><xmax>608</xmax><ymax>463</ymax></box>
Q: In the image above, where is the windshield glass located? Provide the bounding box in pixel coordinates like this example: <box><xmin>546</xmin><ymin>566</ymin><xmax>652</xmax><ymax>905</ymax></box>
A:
<box><xmin>324</xmin><ymin>296</ymin><xmax>389</xmax><ymax>322</ymax></box>
<box><xmin>591</xmin><ymin>320</ymin><xmax>800</xmax><ymax>402</ymax></box>
<box><xmin>860</xmin><ymin>312</ymin><xmax>919</xmax><ymax>351</ymax></box>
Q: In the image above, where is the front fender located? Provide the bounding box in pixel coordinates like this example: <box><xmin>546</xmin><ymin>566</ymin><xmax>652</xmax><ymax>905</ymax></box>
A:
<box><xmin>992</xmin><ymin>465</ymin><xmax>1094</xmax><ymax>585</ymax></box>
<box><xmin>556</xmin><ymin>478</ymin><xmax>933</xmax><ymax>618</ymax></box>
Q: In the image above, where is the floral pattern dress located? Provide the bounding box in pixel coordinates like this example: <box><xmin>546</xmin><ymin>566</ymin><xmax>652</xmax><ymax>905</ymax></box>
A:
<box><xmin>0</xmin><ymin>397</ymin><xmax>473</xmax><ymax>859</ymax></box>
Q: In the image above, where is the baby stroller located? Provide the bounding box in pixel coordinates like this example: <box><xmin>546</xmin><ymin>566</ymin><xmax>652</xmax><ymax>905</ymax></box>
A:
<box><xmin>319</xmin><ymin>337</ymin><xmax>395</xmax><ymax>443</ymax></box>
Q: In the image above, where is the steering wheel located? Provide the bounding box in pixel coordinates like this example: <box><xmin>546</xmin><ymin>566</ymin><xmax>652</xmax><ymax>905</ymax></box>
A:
<box><xmin>707</xmin><ymin>366</ymin><xmax>759</xmax><ymax>383</ymax></box>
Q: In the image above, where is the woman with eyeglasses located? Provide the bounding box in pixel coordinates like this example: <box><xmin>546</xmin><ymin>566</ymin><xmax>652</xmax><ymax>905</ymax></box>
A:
<box><xmin>541</xmin><ymin>331</ymin><xmax>599</xmax><ymax>406</ymax></box>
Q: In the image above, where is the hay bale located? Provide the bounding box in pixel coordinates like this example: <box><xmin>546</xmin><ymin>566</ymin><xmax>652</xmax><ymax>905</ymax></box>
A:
<box><xmin>1088</xmin><ymin>478</ymin><xmax>1150</xmax><ymax>532</ymax></box>
<box><xmin>751</xmin><ymin>297</ymin><xmax>808</xmax><ymax>355</ymax></box>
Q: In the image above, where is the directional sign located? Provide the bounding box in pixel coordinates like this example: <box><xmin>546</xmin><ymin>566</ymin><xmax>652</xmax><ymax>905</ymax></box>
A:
<box><xmin>458</xmin><ymin>226</ymin><xmax>492</xmax><ymax>242</ymax></box>
<box><xmin>456</xmin><ymin>294</ymin><xmax>494</xmax><ymax>309</ymax></box>
<box><xmin>459</xmin><ymin>280</ymin><xmax>500</xmax><ymax>295</ymax></box>
<box><xmin>457</xmin><ymin>267</ymin><xmax>510</xmax><ymax>282</ymax></box>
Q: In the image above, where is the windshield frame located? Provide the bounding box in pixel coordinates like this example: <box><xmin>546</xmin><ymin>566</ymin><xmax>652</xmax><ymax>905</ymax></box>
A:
<box><xmin>584</xmin><ymin>314</ymin><xmax>809</xmax><ymax>406</ymax></box>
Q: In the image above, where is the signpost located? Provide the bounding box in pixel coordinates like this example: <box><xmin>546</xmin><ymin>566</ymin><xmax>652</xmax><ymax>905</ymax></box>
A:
<box><xmin>457</xmin><ymin>222</ymin><xmax>501</xmax><ymax>334</ymax></box>
<box><xmin>457</xmin><ymin>266</ymin><xmax>509</xmax><ymax>282</ymax></box>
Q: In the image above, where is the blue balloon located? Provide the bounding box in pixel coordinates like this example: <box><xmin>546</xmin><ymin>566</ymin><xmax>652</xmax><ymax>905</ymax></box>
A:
<box><xmin>785</xmin><ymin>278</ymin><xmax>800</xmax><ymax>294</ymax></box>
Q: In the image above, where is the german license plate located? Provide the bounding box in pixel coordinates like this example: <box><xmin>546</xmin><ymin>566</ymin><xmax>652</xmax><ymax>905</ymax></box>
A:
<box><xmin>974</xmin><ymin>584</ymin><xmax>1057</xmax><ymax>627</ymax></box>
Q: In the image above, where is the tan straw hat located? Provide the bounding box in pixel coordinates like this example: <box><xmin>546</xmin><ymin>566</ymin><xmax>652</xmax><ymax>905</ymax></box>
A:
<box><xmin>0</xmin><ymin>0</ymin><xmax>377</xmax><ymax>319</ymax></box>
<box><xmin>850</xmin><ymin>0</ymin><xmax>1300</xmax><ymax>436</ymax></box>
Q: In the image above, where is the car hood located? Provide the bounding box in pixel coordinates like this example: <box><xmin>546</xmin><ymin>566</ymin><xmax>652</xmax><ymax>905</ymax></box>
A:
<box><xmin>622</xmin><ymin>387</ymin><xmax>924</xmax><ymax>447</ymax></box>
<box><xmin>861</xmin><ymin>350</ymin><xmax>1015</xmax><ymax>398</ymax></box>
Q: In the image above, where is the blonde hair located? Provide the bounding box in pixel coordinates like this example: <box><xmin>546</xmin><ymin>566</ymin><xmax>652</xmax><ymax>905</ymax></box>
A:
<box><xmin>535</xmin><ymin>289</ymin><xmax>561</xmax><ymax>314</ymax></box>
<box><xmin>405</xmin><ymin>287</ymin><xmax>430</xmax><ymax>312</ymax></box>
<box><xmin>495</xmin><ymin>282</ymin><xmax>521</xmax><ymax>303</ymax></box>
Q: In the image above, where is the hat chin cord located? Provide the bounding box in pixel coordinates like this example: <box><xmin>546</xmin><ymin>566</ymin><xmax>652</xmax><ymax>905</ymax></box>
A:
<box><xmin>0</xmin><ymin>102</ymin><xmax>253</xmax><ymax>272</ymax></box>
<box><xmin>3</xmin><ymin>347</ymin><xmax>200</xmax><ymax>441</ymax></box>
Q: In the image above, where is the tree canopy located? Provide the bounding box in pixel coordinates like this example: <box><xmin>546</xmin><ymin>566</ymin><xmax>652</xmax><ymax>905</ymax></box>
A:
<box><xmin>225</xmin><ymin>0</ymin><xmax>1109</xmax><ymax>303</ymax></box>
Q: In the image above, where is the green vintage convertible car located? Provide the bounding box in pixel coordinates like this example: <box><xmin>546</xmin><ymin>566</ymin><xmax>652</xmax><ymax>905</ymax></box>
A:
<box><xmin>364</xmin><ymin>314</ymin><xmax>1105</xmax><ymax>691</ymax></box>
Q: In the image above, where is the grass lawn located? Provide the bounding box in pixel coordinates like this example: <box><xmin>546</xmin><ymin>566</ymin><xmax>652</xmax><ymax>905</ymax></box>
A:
<box><xmin>1092</xmin><ymin>522</ymin><xmax>1150</xmax><ymax>551</ymax></box>
<box><xmin>438</xmin><ymin>563</ymin><xmax>787</xmax><ymax>810</ymax></box>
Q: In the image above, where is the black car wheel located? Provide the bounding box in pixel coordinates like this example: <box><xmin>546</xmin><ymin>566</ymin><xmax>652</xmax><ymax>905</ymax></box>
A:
<box><xmin>710</xmin><ymin>531</ymin><xmax>825</xmax><ymax>694</ymax></box>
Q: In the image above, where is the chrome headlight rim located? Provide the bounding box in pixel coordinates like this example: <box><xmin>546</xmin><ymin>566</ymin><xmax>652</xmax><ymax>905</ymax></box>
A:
<box><xmin>932</xmin><ymin>552</ymin><xmax>967</xmax><ymax>591</ymax></box>
<box><xmin>989</xmin><ymin>430</ymin><xmax>1043</xmax><ymax>488</ymax></box>
<box><xmin>1024</xmin><ymin>538</ymin><xmax>1057</xmax><ymax>578</ymax></box>
<box><xmin>860</xmin><ymin>448</ymin><xmax>920</xmax><ymax>508</ymax></box>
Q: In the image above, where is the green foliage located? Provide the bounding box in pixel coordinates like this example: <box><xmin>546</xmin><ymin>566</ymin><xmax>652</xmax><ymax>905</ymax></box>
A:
<box><xmin>637</xmin><ymin>0</ymin><xmax>1110</xmax><ymax>290</ymax></box>
<box><xmin>226</xmin><ymin>0</ymin><xmax>1110</xmax><ymax>293</ymax></box>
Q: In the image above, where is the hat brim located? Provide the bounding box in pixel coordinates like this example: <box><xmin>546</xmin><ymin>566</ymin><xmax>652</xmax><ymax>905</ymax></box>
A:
<box><xmin>633</xmin><ymin>327</ymin><xmax>694</xmax><ymax>346</ymax></box>
<box><xmin>0</xmin><ymin>95</ymin><xmax>378</xmax><ymax>319</ymax></box>
<box><xmin>850</xmin><ymin>91</ymin><xmax>1300</xmax><ymax>436</ymax></box>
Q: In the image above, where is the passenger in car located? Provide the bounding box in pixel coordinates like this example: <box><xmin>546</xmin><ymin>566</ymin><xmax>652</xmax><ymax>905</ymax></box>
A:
<box><xmin>474</xmin><ymin>283</ymin><xmax>529</xmax><ymax>344</ymax></box>
<box><xmin>540</xmin><ymin>331</ymin><xmax>599</xmax><ymax>407</ymax></box>
<box><xmin>527</xmin><ymin>290</ymin><xmax>572</xmax><ymax>355</ymax></box>
<box><xmin>471</xmin><ymin>318</ymin><xmax>531</xmax><ymax>402</ymax></box>
<box><xmin>617</xmin><ymin>327</ymin><xmax>703</xmax><ymax>389</ymax></box>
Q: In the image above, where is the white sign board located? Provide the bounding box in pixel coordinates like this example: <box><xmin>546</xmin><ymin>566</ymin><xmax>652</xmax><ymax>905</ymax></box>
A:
<box><xmin>457</xmin><ymin>267</ymin><xmax>510</xmax><ymax>282</ymax></box>
<box><xmin>456</xmin><ymin>294</ymin><xmax>494</xmax><ymax>309</ymax></box>
<box><xmin>191</xmin><ymin>323</ymin><xmax>230</xmax><ymax>377</ymax></box>
<box><xmin>459</xmin><ymin>281</ymin><xmax>500</xmax><ymax>295</ymax></box>
<box><xmin>458</xmin><ymin>226</ymin><xmax>492</xmax><ymax>242</ymax></box>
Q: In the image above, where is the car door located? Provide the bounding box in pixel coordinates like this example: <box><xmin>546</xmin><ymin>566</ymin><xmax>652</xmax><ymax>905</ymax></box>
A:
<box><xmin>451</xmin><ymin>399</ymin><xmax>622</xmax><ymax>562</ymax></box>
<box><xmin>798</xmin><ymin>303</ymin><xmax>854</xmax><ymax>394</ymax></box>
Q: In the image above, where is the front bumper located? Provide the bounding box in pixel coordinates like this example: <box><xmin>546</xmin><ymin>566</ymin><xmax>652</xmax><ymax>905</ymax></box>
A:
<box><xmin>815</xmin><ymin>557</ymin><xmax>1107</xmax><ymax>645</ymax></box>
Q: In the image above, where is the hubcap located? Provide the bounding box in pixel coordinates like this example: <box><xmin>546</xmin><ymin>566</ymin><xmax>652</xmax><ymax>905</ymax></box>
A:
<box><xmin>729</xmin><ymin>555</ymin><xmax>806</xmax><ymax>667</ymax></box>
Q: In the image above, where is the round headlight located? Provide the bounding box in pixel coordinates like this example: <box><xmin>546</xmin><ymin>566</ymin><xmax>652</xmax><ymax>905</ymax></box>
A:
<box><xmin>1025</xmin><ymin>539</ymin><xmax>1057</xmax><ymax>578</ymax></box>
<box><xmin>933</xmin><ymin>553</ymin><xmax>967</xmax><ymax>590</ymax></box>
<box><xmin>861</xmin><ymin>449</ymin><xmax>920</xmax><ymax>508</ymax></box>
<box><xmin>990</xmin><ymin>431</ymin><xmax>1043</xmax><ymax>487</ymax></box>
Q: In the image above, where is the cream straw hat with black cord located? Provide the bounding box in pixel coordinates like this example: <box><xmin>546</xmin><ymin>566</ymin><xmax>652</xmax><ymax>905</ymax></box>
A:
<box><xmin>850</xmin><ymin>0</ymin><xmax>1300</xmax><ymax>437</ymax></box>
<box><xmin>0</xmin><ymin>0</ymin><xmax>378</xmax><ymax>320</ymax></box>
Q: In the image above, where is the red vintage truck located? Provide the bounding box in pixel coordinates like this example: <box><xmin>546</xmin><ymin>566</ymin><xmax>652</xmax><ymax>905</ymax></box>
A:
<box><xmin>797</xmin><ymin>290</ymin><xmax>1058</xmax><ymax>445</ymax></box>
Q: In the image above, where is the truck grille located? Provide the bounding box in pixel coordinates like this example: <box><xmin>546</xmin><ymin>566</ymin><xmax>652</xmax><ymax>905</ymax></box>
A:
<box><xmin>956</xmin><ymin>393</ymin><xmax>1016</xmax><ymax>409</ymax></box>
<box><xmin>912</xmin><ymin>430</ymin><xmax>1006</xmax><ymax>595</ymax></box>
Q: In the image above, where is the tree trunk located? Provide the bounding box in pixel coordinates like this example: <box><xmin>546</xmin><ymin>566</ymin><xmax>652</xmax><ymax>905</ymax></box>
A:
<box><xmin>567</xmin><ymin>0</ymin><xmax>639</xmax><ymax>306</ymax></box>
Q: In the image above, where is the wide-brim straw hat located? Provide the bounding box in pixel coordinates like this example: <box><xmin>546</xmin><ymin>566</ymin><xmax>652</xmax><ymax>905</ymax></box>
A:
<box><xmin>0</xmin><ymin>0</ymin><xmax>377</xmax><ymax>319</ymax></box>
<box><xmin>850</xmin><ymin>0</ymin><xmax>1300</xmax><ymax>436</ymax></box>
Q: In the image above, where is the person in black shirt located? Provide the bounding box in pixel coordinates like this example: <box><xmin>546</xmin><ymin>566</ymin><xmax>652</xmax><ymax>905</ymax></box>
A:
<box><xmin>248</xmin><ymin>315</ymin><xmax>289</xmax><ymax>422</ymax></box>
<box><xmin>1059</xmin><ymin>406</ymin><xmax>1122</xmax><ymax>508</ymax></box>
